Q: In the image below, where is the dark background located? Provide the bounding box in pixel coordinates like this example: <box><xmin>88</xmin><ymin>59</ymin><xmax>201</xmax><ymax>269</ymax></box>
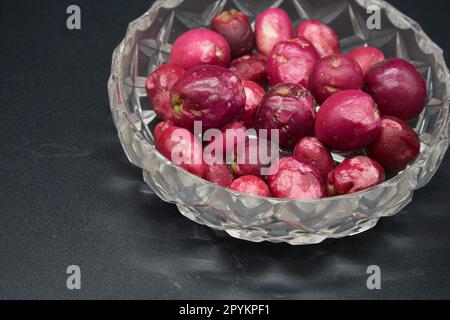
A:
<box><xmin>1</xmin><ymin>0</ymin><xmax>449</xmax><ymax>299</ymax></box>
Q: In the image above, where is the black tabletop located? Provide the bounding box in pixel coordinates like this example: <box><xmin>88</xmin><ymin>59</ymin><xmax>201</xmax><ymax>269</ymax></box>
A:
<box><xmin>1</xmin><ymin>0</ymin><xmax>450</xmax><ymax>299</ymax></box>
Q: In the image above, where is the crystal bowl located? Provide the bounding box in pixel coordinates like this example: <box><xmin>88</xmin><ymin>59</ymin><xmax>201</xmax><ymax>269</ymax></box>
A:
<box><xmin>108</xmin><ymin>0</ymin><xmax>450</xmax><ymax>245</ymax></box>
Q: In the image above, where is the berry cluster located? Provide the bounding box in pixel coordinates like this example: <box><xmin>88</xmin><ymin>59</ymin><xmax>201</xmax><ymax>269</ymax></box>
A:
<box><xmin>146</xmin><ymin>8</ymin><xmax>425</xmax><ymax>200</ymax></box>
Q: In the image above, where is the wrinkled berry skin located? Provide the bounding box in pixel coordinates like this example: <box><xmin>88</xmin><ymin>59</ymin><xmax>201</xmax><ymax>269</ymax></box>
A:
<box><xmin>266</xmin><ymin>38</ymin><xmax>320</xmax><ymax>87</ymax></box>
<box><xmin>211</xmin><ymin>9</ymin><xmax>254</xmax><ymax>58</ymax></box>
<box><xmin>146</xmin><ymin>64</ymin><xmax>185</xmax><ymax>121</ymax></box>
<box><xmin>365</xmin><ymin>58</ymin><xmax>427</xmax><ymax>121</ymax></box>
<box><xmin>169</xmin><ymin>29</ymin><xmax>231</xmax><ymax>69</ymax></box>
<box><xmin>327</xmin><ymin>156</ymin><xmax>385</xmax><ymax>195</ymax></box>
<box><xmin>229</xmin><ymin>175</ymin><xmax>271</xmax><ymax>197</ymax></box>
<box><xmin>154</xmin><ymin>120</ymin><xmax>174</xmax><ymax>142</ymax></box>
<box><xmin>309</xmin><ymin>54</ymin><xmax>364</xmax><ymax>104</ymax></box>
<box><xmin>241</xmin><ymin>80</ymin><xmax>265</xmax><ymax>127</ymax></box>
<box><xmin>255</xmin><ymin>8</ymin><xmax>293</xmax><ymax>56</ymax></box>
<box><xmin>156</xmin><ymin>126</ymin><xmax>207</xmax><ymax>178</ymax></box>
<box><xmin>254</xmin><ymin>83</ymin><xmax>316</xmax><ymax>149</ymax></box>
<box><xmin>315</xmin><ymin>90</ymin><xmax>381</xmax><ymax>152</ymax></box>
<box><xmin>296</xmin><ymin>20</ymin><xmax>340</xmax><ymax>58</ymax></box>
<box><xmin>170</xmin><ymin>65</ymin><xmax>246</xmax><ymax>130</ymax></box>
<box><xmin>268</xmin><ymin>156</ymin><xmax>325</xmax><ymax>200</ymax></box>
<box><xmin>368</xmin><ymin>116</ymin><xmax>421</xmax><ymax>172</ymax></box>
<box><xmin>294</xmin><ymin>137</ymin><xmax>335</xmax><ymax>179</ymax></box>
<box><xmin>348</xmin><ymin>46</ymin><xmax>385</xmax><ymax>75</ymax></box>
<box><xmin>205</xmin><ymin>163</ymin><xmax>235</xmax><ymax>187</ymax></box>
<box><xmin>229</xmin><ymin>53</ymin><xmax>267</xmax><ymax>85</ymax></box>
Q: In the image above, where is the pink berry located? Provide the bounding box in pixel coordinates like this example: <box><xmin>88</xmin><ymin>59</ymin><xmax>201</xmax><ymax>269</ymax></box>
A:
<box><xmin>205</xmin><ymin>163</ymin><xmax>235</xmax><ymax>187</ymax></box>
<box><xmin>368</xmin><ymin>116</ymin><xmax>421</xmax><ymax>171</ymax></box>
<box><xmin>308</xmin><ymin>53</ymin><xmax>364</xmax><ymax>104</ymax></box>
<box><xmin>266</xmin><ymin>37</ymin><xmax>320</xmax><ymax>87</ymax></box>
<box><xmin>170</xmin><ymin>65</ymin><xmax>246</xmax><ymax>130</ymax></box>
<box><xmin>241</xmin><ymin>80</ymin><xmax>265</xmax><ymax>127</ymax></box>
<box><xmin>169</xmin><ymin>28</ymin><xmax>231</xmax><ymax>69</ymax></box>
<box><xmin>229</xmin><ymin>53</ymin><xmax>267</xmax><ymax>85</ymax></box>
<box><xmin>327</xmin><ymin>156</ymin><xmax>385</xmax><ymax>195</ymax></box>
<box><xmin>348</xmin><ymin>46</ymin><xmax>385</xmax><ymax>75</ymax></box>
<box><xmin>145</xmin><ymin>64</ymin><xmax>185</xmax><ymax>121</ymax></box>
<box><xmin>255</xmin><ymin>8</ymin><xmax>293</xmax><ymax>56</ymax></box>
<box><xmin>211</xmin><ymin>9</ymin><xmax>254</xmax><ymax>58</ymax></box>
<box><xmin>154</xmin><ymin>120</ymin><xmax>174</xmax><ymax>142</ymax></box>
<box><xmin>294</xmin><ymin>136</ymin><xmax>335</xmax><ymax>179</ymax></box>
<box><xmin>156</xmin><ymin>126</ymin><xmax>207</xmax><ymax>178</ymax></box>
<box><xmin>254</xmin><ymin>83</ymin><xmax>316</xmax><ymax>149</ymax></box>
<box><xmin>229</xmin><ymin>175</ymin><xmax>271</xmax><ymax>197</ymax></box>
<box><xmin>268</xmin><ymin>156</ymin><xmax>325</xmax><ymax>200</ymax></box>
<box><xmin>365</xmin><ymin>58</ymin><xmax>427</xmax><ymax>121</ymax></box>
<box><xmin>315</xmin><ymin>90</ymin><xmax>381</xmax><ymax>152</ymax></box>
<box><xmin>296</xmin><ymin>20</ymin><xmax>340</xmax><ymax>58</ymax></box>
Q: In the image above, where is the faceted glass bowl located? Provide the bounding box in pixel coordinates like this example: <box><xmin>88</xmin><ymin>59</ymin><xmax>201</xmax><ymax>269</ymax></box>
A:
<box><xmin>108</xmin><ymin>0</ymin><xmax>450</xmax><ymax>245</ymax></box>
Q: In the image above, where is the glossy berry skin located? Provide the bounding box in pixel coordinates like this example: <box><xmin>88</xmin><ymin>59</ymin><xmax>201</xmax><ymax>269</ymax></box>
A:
<box><xmin>266</xmin><ymin>38</ymin><xmax>320</xmax><ymax>87</ymax></box>
<box><xmin>241</xmin><ymin>80</ymin><xmax>265</xmax><ymax>127</ymax></box>
<box><xmin>211</xmin><ymin>9</ymin><xmax>254</xmax><ymax>58</ymax></box>
<box><xmin>315</xmin><ymin>90</ymin><xmax>381</xmax><ymax>152</ymax></box>
<box><xmin>156</xmin><ymin>126</ymin><xmax>207</xmax><ymax>178</ymax></box>
<box><xmin>365</xmin><ymin>58</ymin><xmax>427</xmax><ymax>121</ymax></box>
<box><xmin>348</xmin><ymin>46</ymin><xmax>385</xmax><ymax>75</ymax></box>
<box><xmin>146</xmin><ymin>64</ymin><xmax>185</xmax><ymax>121</ymax></box>
<box><xmin>229</xmin><ymin>175</ymin><xmax>271</xmax><ymax>197</ymax></box>
<box><xmin>170</xmin><ymin>65</ymin><xmax>246</xmax><ymax>130</ymax></box>
<box><xmin>368</xmin><ymin>116</ymin><xmax>421</xmax><ymax>172</ymax></box>
<box><xmin>296</xmin><ymin>20</ymin><xmax>340</xmax><ymax>58</ymax></box>
<box><xmin>326</xmin><ymin>156</ymin><xmax>385</xmax><ymax>195</ymax></box>
<box><xmin>154</xmin><ymin>120</ymin><xmax>174</xmax><ymax>142</ymax></box>
<box><xmin>268</xmin><ymin>156</ymin><xmax>325</xmax><ymax>200</ymax></box>
<box><xmin>205</xmin><ymin>163</ymin><xmax>235</xmax><ymax>187</ymax></box>
<box><xmin>254</xmin><ymin>83</ymin><xmax>316</xmax><ymax>149</ymax></box>
<box><xmin>229</xmin><ymin>53</ymin><xmax>267</xmax><ymax>85</ymax></box>
<box><xmin>255</xmin><ymin>8</ymin><xmax>293</xmax><ymax>56</ymax></box>
<box><xmin>169</xmin><ymin>28</ymin><xmax>231</xmax><ymax>69</ymax></box>
<box><xmin>309</xmin><ymin>54</ymin><xmax>364</xmax><ymax>104</ymax></box>
<box><xmin>294</xmin><ymin>136</ymin><xmax>335</xmax><ymax>179</ymax></box>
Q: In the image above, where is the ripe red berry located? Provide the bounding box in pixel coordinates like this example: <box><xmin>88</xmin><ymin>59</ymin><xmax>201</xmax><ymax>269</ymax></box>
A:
<box><xmin>327</xmin><ymin>156</ymin><xmax>385</xmax><ymax>195</ymax></box>
<box><xmin>229</xmin><ymin>53</ymin><xmax>267</xmax><ymax>85</ymax></box>
<box><xmin>268</xmin><ymin>156</ymin><xmax>325</xmax><ymax>200</ymax></box>
<box><xmin>255</xmin><ymin>8</ymin><xmax>293</xmax><ymax>56</ymax></box>
<box><xmin>368</xmin><ymin>116</ymin><xmax>421</xmax><ymax>171</ymax></box>
<box><xmin>169</xmin><ymin>29</ymin><xmax>231</xmax><ymax>69</ymax></box>
<box><xmin>241</xmin><ymin>80</ymin><xmax>265</xmax><ymax>127</ymax></box>
<box><xmin>156</xmin><ymin>126</ymin><xmax>207</xmax><ymax>178</ymax></box>
<box><xmin>348</xmin><ymin>46</ymin><xmax>385</xmax><ymax>75</ymax></box>
<box><xmin>146</xmin><ymin>64</ymin><xmax>185</xmax><ymax>121</ymax></box>
<box><xmin>365</xmin><ymin>58</ymin><xmax>427</xmax><ymax>121</ymax></box>
<box><xmin>170</xmin><ymin>65</ymin><xmax>246</xmax><ymax>130</ymax></box>
<box><xmin>308</xmin><ymin>53</ymin><xmax>364</xmax><ymax>104</ymax></box>
<box><xmin>254</xmin><ymin>83</ymin><xmax>316</xmax><ymax>149</ymax></box>
<box><xmin>294</xmin><ymin>136</ymin><xmax>335</xmax><ymax>179</ymax></box>
<box><xmin>154</xmin><ymin>120</ymin><xmax>174</xmax><ymax>142</ymax></box>
<box><xmin>296</xmin><ymin>20</ymin><xmax>340</xmax><ymax>58</ymax></box>
<box><xmin>315</xmin><ymin>90</ymin><xmax>381</xmax><ymax>152</ymax></box>
<box><xmin>229</xmin><ymin>175</ymin><xmax>271</xmax><ymax>197</ymax></box>
<box><xmin>211</xmin><ymin>9</ymin><xmax>254</xmax><ymax>58</ymax></box>
<box><xmin>266</xmin><ymin>37</ymin><xmax>320</xmax><ymax>87</ymax></box>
